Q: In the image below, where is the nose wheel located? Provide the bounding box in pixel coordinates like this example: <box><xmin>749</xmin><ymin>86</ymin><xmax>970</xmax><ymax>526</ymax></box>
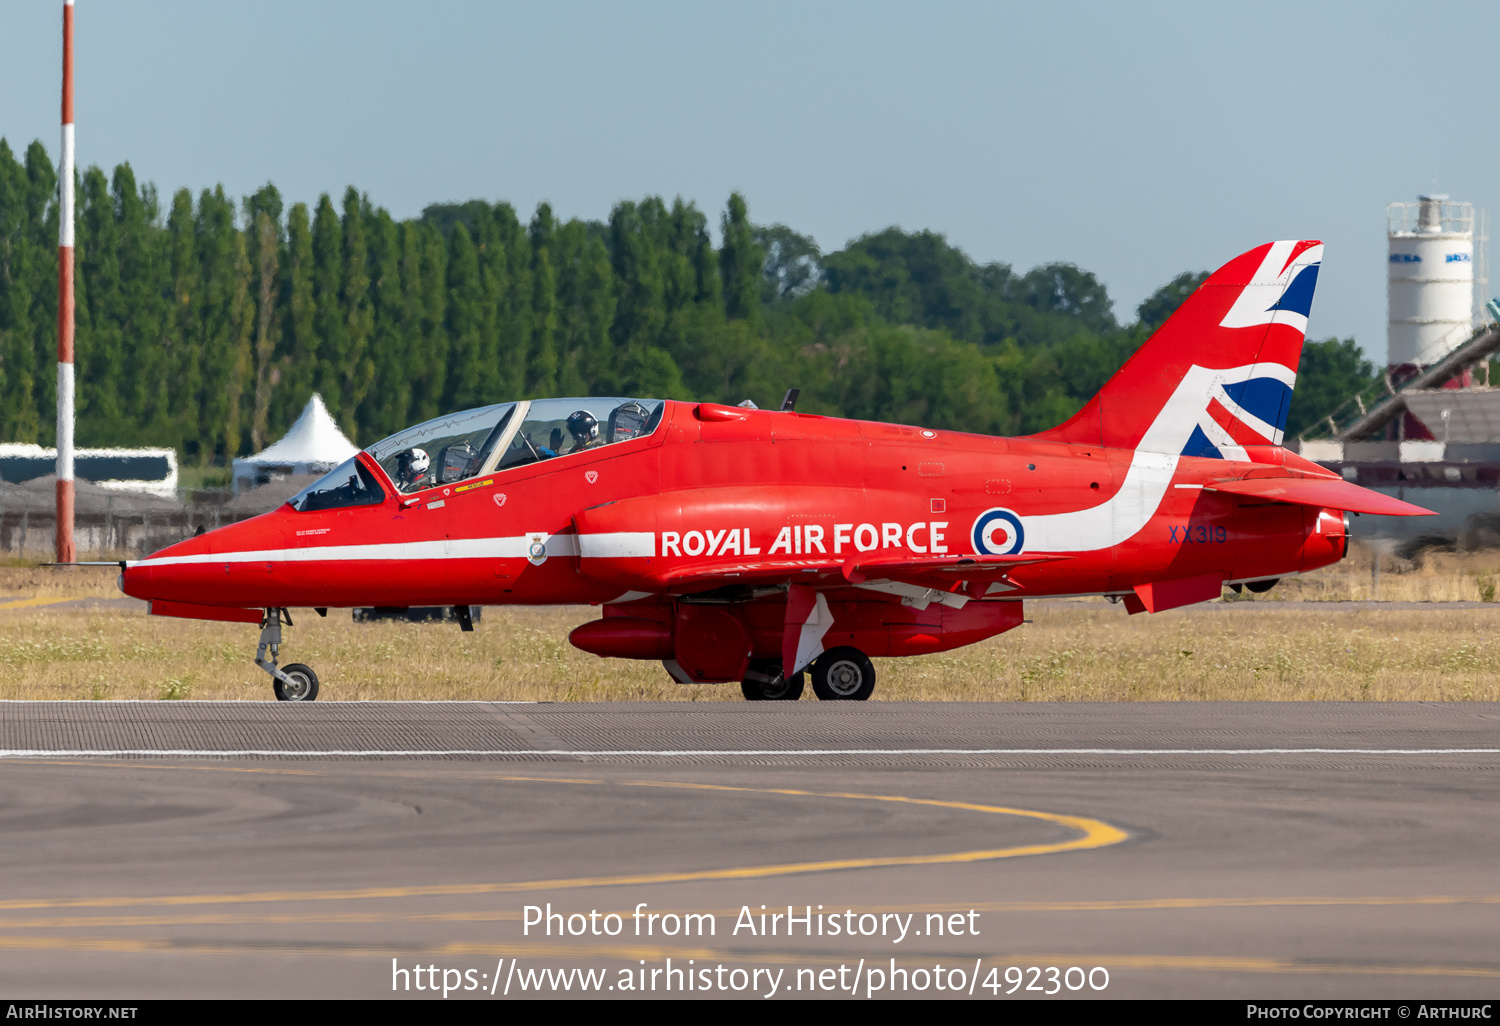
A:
<box><xmin>256</xmin><ymin>609</ymin><xmax>321</xmax><ymax>702</ymax></box>
<box><xmin>273</xmin><ymin>663</ymin><xmax>319</xmax><ymax>702</ymax></box>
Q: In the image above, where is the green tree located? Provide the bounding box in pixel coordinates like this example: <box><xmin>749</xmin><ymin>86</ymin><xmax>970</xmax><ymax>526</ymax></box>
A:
<box><xmin>363</xmin><ymin>207</ymin><xmax>407</xmax><ymax>438</ymax></box>
<box><xmin>1285</xmin><ymin>337</ymin><xmax>1377</xmax><ymax>439</ymax></box>
<box><xmin>609</xmin><ymin>199</ymin><xmax>668</xmax><ymax>353</ymax></box>
<box><xmin>1016</xmin><ymin>263</ymin><xmax>1116</xmax><ymax>334</ymax></box>
<box><xmin>76</xmin><ymin>165</ymin><xmax>123</xmax><ymax>440</ymax></box>
<box><xmin>553</xmin><ymin>218</ymin><xmax>615</xmax><ymax>395</ymax></box>
<box><xmin>20</xmin><ymin>142</ymin><xmax>59</xmax><ymax>444</ymax></box>
<box><xmin>0</xmin><ymin>140</ymin><xmax>41</xmax><ymax>441</ymax></box>
<box><xmin>240</xmin><ymin>183</ymin><xmax>284</xmax><ymax>450</ymax></box>
<box><xmin>719</xmin><ymin>192</ymin><xmax>760</xmax><ymax>321</ymax></box>
<box><xmin>195</xmin><ymin>186</ymin><xmax>253</xmax><ymax>460</ymax></box>
<box><xmin>274</xmin><ymin>201</ymin><xmax>317</xmax><ymax>437</ymax></box>
<box><xmin>247</xmin><ymin>207</ymin><xmax>281</xmax><ymax>451</ymax></box>
<box><xmin>527</xmin><ymin>203</ymin><xmax>559</xmax><ymax>397</ymax></box>
<box><xmin>756</xmin><ymin>223</ymin><xmax>821</xmax><ymax>304</ymax></box>
<box><xmin>112</xmin><ymin>164</ymin><xmax>169</xmax><ymax>446</ymax></box>
<box><xmin>338</xmin><ymin>187</ymin><xmax>374</xmax><ymax>438</ymax></box>
<box><xmin>409</xmin><ymin>220</ymin><xmax>448</xmax><ymax>422</ymax></box>
<box><xmin>444</xmin><ymin>223</ymin><xmax>483</xmax><ymax>411</ymax></box>
<box><xmin>310</xmin><ymin>194</ymin><xmax>345</xmax><ymax>416</ymax></box>
<box><xmin>822</xmin><ymin>228</ymin><xmax>1002</xmax><ymax>345</ymax></box>
<box><xmin>483</xmin><ymin>203</ymin><xmax>530</xmax><ymax>401</ymax></box>
<box><xmin>163</xmin><ymin>188</ymin><xmax>201</xmax><ymax>458</ymax></box>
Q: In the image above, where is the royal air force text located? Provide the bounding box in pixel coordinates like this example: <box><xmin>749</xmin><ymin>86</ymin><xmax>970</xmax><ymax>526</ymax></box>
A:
<box><xmin>661</xmin><ymin>522</ymin><xmax>951</xmax><ymax>558</ymax></box>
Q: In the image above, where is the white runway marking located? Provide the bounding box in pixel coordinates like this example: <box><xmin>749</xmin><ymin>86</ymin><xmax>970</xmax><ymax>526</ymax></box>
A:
<box><xmin>0</xmin><ymin>699</ymin><xmax>543</xmax><ymax>704</ymax></box>
<box><xmin>1</xmin><ymin>747</ymin><xmax>1498</xmax><ymax>759</ymax></box>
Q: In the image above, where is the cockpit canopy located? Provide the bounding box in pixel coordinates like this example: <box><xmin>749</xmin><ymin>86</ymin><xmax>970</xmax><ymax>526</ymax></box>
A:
<box><xmin>289</xmin><ymin>397</ymin><xmax>665</xmax><ymax>510</ymax></box>
<box><xmin>366</xmin><ymin>401</ymin><xmax>518</xmax><ymax>494</ymax></box>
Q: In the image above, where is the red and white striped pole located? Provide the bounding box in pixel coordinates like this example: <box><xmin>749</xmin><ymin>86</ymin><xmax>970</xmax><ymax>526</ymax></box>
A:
<box><xmin>56</xmin><ymin>0</ymin><xmax>75</xmax><ymax>563</ymax></box>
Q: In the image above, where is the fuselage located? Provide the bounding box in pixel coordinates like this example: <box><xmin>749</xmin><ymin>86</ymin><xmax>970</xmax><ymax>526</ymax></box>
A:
<box><xmin>122</xmin><ymin>399</ymin><xmax>1346</xmax><ymax>611</ymax></box>
<box><xmin>112</xmin><ymin>239</ymin><xmax>1411</xmax><ymax>701</ymax></box>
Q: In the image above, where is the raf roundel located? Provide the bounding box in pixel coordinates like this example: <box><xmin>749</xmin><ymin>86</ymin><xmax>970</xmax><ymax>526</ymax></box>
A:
<box><xmin>972</xmin><ymin>507</ymin><xmax>1025</xmax><ymax>556</ymax></box>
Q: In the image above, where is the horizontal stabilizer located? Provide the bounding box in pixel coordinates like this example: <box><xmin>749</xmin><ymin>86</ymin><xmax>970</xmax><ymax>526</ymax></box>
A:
<box><xmin>1205</xmin><ymin>476</ymin><xmax>1434</xmax><ymax>516</ymax></box>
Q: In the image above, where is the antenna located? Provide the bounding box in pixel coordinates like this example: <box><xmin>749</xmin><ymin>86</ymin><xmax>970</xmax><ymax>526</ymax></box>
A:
<box><xmin>779</xmin><ymin>388</ymin><xmax>800</xmax><ymax>412</ymax></box>
<box><xmin>56</xmin><ymin>0</ymin><xmax>76</xmax><ymax>563</ymax></box>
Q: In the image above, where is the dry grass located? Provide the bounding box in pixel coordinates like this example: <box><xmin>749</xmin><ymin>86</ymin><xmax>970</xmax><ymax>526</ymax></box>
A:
<box><xmin>0</xmin><ymin>564</ymin><xmax>123</xmax><ymax>599</ymax></box>
<box><xmin>880</xmin><ymin>604</ymin><xmax>1500</xmax><ymax>703</ymax></box>
<box><xmin>1235</xmin><ymin>541</ymin><xmax>1500</xmax><ymax>604</ymax></box>
<box><xmin>4</xmin><ymin>559</ymin><xmax>1500</xmax><ymax>702</ymax></box>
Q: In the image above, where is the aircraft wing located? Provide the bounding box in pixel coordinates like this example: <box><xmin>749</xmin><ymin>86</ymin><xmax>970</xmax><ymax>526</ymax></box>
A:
<box><xmin>839</xmin><ymin>552</ymin><xmax>1063</xmax><ymax>580</ymax></box>
<box><xmin>662</xmin><ymin>553</ymin><xmax>1066</xmax><ymax>596</ymax></box>
<box><xmin>1204</xmin><ymin>476</ymin><xmax>1434</xmax><ymax>516</ymax></box>
<box><xmin>663</xmin><ymin>559</ymin><xmax>844</xmax><ymax>590</ymax></box>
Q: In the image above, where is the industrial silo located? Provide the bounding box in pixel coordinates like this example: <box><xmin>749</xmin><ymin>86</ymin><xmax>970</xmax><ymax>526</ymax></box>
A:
<box><xmin>1387</xmin><ymin>194</ymin><xmax>1476</xmax><ymax>370</ymax></box>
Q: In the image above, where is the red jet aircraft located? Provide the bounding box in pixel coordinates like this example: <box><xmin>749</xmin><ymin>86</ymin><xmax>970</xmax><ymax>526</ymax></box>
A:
<box><xmin>119</xmin><ymin>239</ymin><xmax>1430</xmax><ymax>701</ymax></box>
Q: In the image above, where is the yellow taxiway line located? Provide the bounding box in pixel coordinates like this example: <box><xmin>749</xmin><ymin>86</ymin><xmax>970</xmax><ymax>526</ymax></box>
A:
<box><xmin>0</xmin><ymin>596</ymin><xmax>77</xmax><ymax>611</ymax></box>
<box><xmin>0</xmin><ymin>775</ymin><xmax>1126</xmax><ymax>912</ymax></box>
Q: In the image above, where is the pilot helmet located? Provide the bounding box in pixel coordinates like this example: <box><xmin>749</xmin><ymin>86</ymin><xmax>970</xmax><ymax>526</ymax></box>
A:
<box><xmin>566</xmin><ymin>410</ymin><xmax>599</xmax><ymax>444</ymax></box>
<box><xmin>400</xmin><ymin>447</ymin><xmax>430</xmax><ymax>479</ymax></box>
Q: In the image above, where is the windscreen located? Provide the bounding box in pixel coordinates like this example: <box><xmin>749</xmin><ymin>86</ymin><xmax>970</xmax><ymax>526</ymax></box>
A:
<box><xmin>287</xmin><ymin>457</ymin><xmax>386</xmax><ymax>512</ymax></box>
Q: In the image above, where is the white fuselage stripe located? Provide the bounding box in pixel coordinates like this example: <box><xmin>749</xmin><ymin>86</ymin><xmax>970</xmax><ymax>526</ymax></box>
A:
<box><xmin>0</xmin><ymin>748</ymin><xmax>1493</xmax><ymax>759</ymax></box>
<box><xmin>135</xmin><ymin>532</ymin><xmax>653</xmax><ymax>568</ymax></box>
<box><xmin>577</xmin><ymin>531</ymin><xmax>655</xmax><ymax>559</ymax></box>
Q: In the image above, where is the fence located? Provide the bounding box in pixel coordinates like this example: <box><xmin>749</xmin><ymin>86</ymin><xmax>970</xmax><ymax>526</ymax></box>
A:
<box><xmin>0</xmin><ymin>505</ymin><xmax>260</xmax><ymax>560</ymax></box>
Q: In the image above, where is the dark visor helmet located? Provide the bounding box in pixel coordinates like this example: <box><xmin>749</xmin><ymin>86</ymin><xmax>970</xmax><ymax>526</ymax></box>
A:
<box><xmin>566</xmin><ymin>410</ymin><xmax>599</xmax><ymax>443</ymax></box>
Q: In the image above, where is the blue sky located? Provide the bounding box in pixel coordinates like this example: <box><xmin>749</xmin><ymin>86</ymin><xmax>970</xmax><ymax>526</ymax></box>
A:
<box><xmin>3</xmin><ymin>1</ymin><xmax>1496</xmax><ymax>360</ymax></box>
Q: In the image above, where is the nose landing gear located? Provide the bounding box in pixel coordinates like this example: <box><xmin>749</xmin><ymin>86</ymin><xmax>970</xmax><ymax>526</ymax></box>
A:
<box><xmin>256</xmin><ymin>608</ymin><xmax>320</xmax><ymax>702</ymax></box>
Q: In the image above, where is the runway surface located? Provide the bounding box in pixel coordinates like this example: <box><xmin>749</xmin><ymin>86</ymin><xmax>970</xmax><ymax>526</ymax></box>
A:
<box><xmin>0</xmin><ymin>701</ymin><xmax>1496</xmax><ymax>999</ymax></box>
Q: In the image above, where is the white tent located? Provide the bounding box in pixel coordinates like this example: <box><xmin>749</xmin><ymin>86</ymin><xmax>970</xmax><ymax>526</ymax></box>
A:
<box><xmin>232</xmin><ymin>395</ymin><xmax>359</xmax><ymax>493</ymax></box>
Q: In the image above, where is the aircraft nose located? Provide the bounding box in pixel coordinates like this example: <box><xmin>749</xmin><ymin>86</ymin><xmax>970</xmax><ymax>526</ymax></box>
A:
<box><xmin>122</xmin><ymin>512</ymin><xmax>288</xmax><ymax>605</ymax></box>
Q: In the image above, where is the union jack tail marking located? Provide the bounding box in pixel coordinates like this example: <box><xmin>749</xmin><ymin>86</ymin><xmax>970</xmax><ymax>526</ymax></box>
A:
<box><xmin>1032</xmin><ymin>240</ymin><xmax>1322</xmax><ymax>456</ymax></box>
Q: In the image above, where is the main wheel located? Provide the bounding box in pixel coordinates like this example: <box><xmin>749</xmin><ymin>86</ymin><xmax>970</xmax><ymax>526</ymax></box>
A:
<box><xmin>740</xmin><ymin>660</ymin><xmax>805</xmax><ymax>701</ymax></box>
<box><xmin>273</xmin><ymin>663</ymin><xmax>319</xmax><ymax>702</ymax></box>
<box><xmin>810</xmin><ymin>647</ymin><xmax>875</xmax><ymax>701</ymax></box>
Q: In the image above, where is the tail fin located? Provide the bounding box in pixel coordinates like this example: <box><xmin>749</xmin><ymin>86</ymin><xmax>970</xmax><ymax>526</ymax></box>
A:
<box><xmin>1033</xmin><ymin>240</ymin><xmax>1322</xmax><ymax>458</ymax></box>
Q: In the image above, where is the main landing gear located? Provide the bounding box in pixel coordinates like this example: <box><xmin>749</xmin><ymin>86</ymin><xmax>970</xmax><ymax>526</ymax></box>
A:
<box><xmin>256</xmin><ymin>608</ymin><xmax>320</xmax><ymax>702</ymax></box>
<box><xmin>810</xmin><ymin>647</ymin><xmax>876</xmax><ymax>701</ymax></box>
<box><xmin>740</xmin><ymin>660</ymin><xmax>805</xmax><ymax>701</ymax></box>
<box><xmin>738</xmin><ymin>648</ymin><xmax>877</xmax><ymax>702</ymax></box>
